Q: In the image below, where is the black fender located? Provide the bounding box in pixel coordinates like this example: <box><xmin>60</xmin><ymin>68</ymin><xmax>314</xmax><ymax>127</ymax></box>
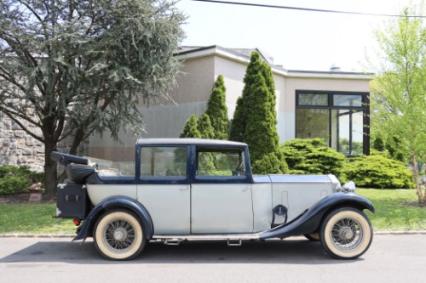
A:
<box><xmin>74</xmin><ymin>196</ymin><xmax>154</xmax><ymax>241</ymax></box>
<box><xmin>260</xmin><ymin>192</ymin><xmax>374</xmax><ymax>240</ymax></box>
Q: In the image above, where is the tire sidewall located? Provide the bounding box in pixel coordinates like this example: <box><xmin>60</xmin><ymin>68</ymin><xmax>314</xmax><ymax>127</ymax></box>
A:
<box><xmin>94</xmin><ymin>210</ymin><xmax>145</xmax><ymax>260</ymax></box>
<box><xmin>320</xmin><ymin>207</ymin><xmax>373</xmax><ymax>259</ymax></box>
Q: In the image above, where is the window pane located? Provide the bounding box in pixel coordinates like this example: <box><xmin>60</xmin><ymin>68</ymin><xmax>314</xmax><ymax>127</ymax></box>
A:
<box><xmin>296</xmin><ymin>109</ymin><xmax>329</xmax><ymax>143</ymax></box>
<box><xmin>331</xmin><ymin>110</ymin><xmax>350</xmax><ymax>155</ymax></box>
<box><xmin>333</xmin><ymin>94</ymin><xmax>362</xmax><ymax>107</ymax></box>
<box><xmin>298</xmin><ymin>93</ymin><xmax>328</xmax><ymax>106</ymax></box>
<box><xmin>351</xmin><ymin>111</ymin><xmax>364</xmax><ymax>155</ymax></box>
<box><xmin>141</xmin><ymin>147</ymin><xmax>187</xmax><ymax>177</ymax></box>
<box><xmin>197</xmin><ymin>150</ymin><xmax>245</xmax><ymax>177</ymax></box>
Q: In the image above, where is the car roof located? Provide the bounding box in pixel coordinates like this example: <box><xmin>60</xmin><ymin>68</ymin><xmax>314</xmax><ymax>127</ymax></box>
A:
<box><xmin>136</xmin><ymin>138</ymin><xmax>247</xmax><ymax>147</ymax></box>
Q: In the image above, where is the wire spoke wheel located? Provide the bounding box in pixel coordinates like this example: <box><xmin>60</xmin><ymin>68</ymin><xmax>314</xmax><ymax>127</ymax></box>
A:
<box><xmin>94</xmin><ymin>210</ymin><xmax>145</xmax><ymax>260</ymax></box>
<box><xmin>321</xmin><ymin>208</ymin><xmax>373</xmax><ymax>259</ymax></box>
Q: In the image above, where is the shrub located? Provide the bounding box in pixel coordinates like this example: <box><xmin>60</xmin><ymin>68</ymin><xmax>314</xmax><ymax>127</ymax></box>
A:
<box><xmin>341</xmin><ymin>154</ymin><xmax>414</xmax><ymax>189</ymax></box>
<box><xmin>0</xmin><ymin>165</ymin><xmax>39</xmax><ymax>195</ymax></box>
<box><xmin>281</xmin><ymin>138</ymin><xmax>345</xmax><ymax>175</ymax></box>
<box><xmin>252</xmin><ymin>151</ymin><xmax>288</xmax><ymax>174</ymax></box>
<box><xmin>0</xmin><ymin>176</ymin><xmax>31</xmax><ymax>195</ymax></box>
<box><xmin>197</xmin><ymin>114</ymin><xmax>215</xmax><ymax>139</ymax></box>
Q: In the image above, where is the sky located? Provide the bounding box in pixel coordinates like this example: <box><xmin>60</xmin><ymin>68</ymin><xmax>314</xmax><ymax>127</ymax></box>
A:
<box><xmin>176</xmin><ymin>0</ymin><xmax>425</xmax><ymax>72</ymax></box>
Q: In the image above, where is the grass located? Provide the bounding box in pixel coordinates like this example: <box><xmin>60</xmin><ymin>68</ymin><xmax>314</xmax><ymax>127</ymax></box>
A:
<box><xmin>358</xmin><ymin>188</ymin><xmax>426</xmax><ymax>231</ymax></box>
<box><xmin>0</xmin><ymin>189</ymin><xmax>425</xmax><ymax>234</ymax></box>
<box><xmin>0</xmin><ymin>203</ymin><xmax>75</xmax><ymax>235</ymax></box>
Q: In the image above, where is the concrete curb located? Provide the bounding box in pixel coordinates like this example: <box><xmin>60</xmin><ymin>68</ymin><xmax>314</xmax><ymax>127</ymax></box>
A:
<box><xmin>1</xmin><ymin>231</ymin><xmax>426</xmax><ymax>238</ymax></box>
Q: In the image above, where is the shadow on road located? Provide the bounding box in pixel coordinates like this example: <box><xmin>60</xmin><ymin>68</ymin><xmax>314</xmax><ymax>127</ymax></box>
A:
<box><xmin>0</xmin><ymin>238</ymin><xmax>361</xmax><ymax>265</ymax></box>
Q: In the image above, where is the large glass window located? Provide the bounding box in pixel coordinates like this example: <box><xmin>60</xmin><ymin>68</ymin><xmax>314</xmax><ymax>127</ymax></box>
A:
<box><xmin>296</xmin><ymin>91</ymin><xmax>368</xmax><ymax>155</ymax></box>
<box><xmin>196</xmin><ymin>148</ymin><xmax>246</xmax><ymax>177</ymax></box>
<box><xmin>140</xmin><ymin>146</ymin><xmax>187</xmax><ymax>178</ymax></box>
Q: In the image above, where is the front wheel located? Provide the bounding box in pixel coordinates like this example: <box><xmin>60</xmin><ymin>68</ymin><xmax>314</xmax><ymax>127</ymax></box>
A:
<box><xmin>93</xmin><ymin>210</ymin><xmax>145</xmax><ymax>260</ymax></box>
<box><xmin>320</xmin><ymin>207</ymin><xmax>373</xmax><ymax>259</ymax></box>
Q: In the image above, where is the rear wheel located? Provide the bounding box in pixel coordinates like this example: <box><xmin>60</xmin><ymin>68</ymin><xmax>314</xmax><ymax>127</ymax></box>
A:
<box><xmin>93</xmin><ymin>210</ymin><xmax>145</xmax><ymax>260</ymax></box>
<box><xmin>320</xmin><ymin>207</ymin><xmax>373</xmax><ymax>259</ymax></box>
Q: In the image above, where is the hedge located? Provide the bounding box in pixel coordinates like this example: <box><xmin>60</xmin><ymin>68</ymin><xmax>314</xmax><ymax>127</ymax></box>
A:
<box><xmin>0</xmin><ymin>165</ymin><xmax>43</xmax><ymax>195</ymax></box>
<box><xmin>341</xmin><ymin>154</ymin><xmax>414</xmax><ymax>189</ymax></box>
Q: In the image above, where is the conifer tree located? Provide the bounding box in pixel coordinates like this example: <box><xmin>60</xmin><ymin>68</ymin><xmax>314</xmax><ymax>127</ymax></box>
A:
<box><xmin>205</xmin><ymin>75</ymin><xmax>229</xmax><ymax>139</ymax></box>
<box><xmin>230</xmin><ymin>52</ymin><xmax>279</xmax><ymax>163</ymax></box>
<box><xmin>180</xmin><ymin>115</ymin><xmax>201</xmax><ymax>138</ymax></box>
<box><xmin>198</xmin><ymin>114</ymin><xmax>215</xmax><ymax>139</ymax></box>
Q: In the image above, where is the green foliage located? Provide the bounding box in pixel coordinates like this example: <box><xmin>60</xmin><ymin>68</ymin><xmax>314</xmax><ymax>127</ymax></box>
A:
<box><xmin>372</xmin><ymin>136</ymin><xmax>385</xmax><ymax>152</ymax></box>
<box><xmin>205</xmin><ymin>75</ymin><xmax>229</xmax><ymax>139</ymax></box>
<box><xmin>372</xmin><ymin>9</ymin><xmax>426</xmax><ymax>201</ymax></box>
<box><xmin>230</xmin><ymin>52</ymin><xmax>279</xmax><ymax>163</ymax></box>
<box><xmin>180</xmin><ymin>115</ymin><xmax>201</xmax><ymax>138</ymax></box>
<box><xmin>0</xmin><ymin>0</ymin><xmax>184</xmax><ymax>192</ymax></box>
<box><xmin>341</xmin><ymin>154</ymin><xmax>414</xmax><ymax>189</ymax></box>
<box><xmin>197</xmin><ymin>114</ymin><xmax>215</xmax><ymax>139</ymax></box>
<box><xmin>0</xmin><ymin>165</ymin><xmax>41</xmax><ymax>195</ymax></box>
<box><xmin>229</xmin><ymin>97</ymin><xmax>245</xmax><ymax>141</ymax></box>
<box><xmin>252</xmin><ymin>151</ymin><xmax>288</xmax><ymax>174</ymax></box>
<box><xmin>281</xmin><ymin>138</ymin><xmax>345</xmax><ymax>175</ymax></box>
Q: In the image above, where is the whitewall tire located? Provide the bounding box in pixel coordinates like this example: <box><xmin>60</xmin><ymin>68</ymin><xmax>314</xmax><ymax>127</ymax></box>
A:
<box><xmin>320</xmin><ymin>207</ymin><xmax>373</xmax><ymax>259</ymax></box>
<box><xmin>94</xmin><ymin>210</ymin><xmax>145</xmax><ymax>260</ymax></box>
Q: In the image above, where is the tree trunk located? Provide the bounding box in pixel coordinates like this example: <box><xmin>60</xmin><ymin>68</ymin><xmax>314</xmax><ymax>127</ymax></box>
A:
<box><xmin>44</xmin><ymin>142</ymin><xmax>58</xmax><ymax>195</ymax></box>
<box><xmin>411</xmin><ymin>154</ymin><xmax>425</xmax><ymax>205</ymax></box>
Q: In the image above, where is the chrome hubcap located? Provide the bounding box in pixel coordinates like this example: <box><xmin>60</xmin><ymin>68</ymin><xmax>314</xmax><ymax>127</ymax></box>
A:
<box><xmin>331</xmin><ymin>217</ymin><xmax>363</xmax><ymax>250</ymax></box>
<box><xmin>105</xmin><ymin>220</ymin><xmax>135</xmax><ymax>250</ymax></box>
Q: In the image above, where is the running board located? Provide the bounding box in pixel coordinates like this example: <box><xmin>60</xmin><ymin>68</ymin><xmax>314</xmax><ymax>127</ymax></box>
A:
<box><xmin>152</xmin><ymin>233</ymin><xmax>261</xmax><ymax>242</ymax></box>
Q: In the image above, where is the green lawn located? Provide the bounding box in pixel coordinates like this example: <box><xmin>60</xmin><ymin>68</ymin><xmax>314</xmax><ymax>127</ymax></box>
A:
<box><xmin>0</xmin><ymin>203</ymin><xmax>75</xmax><ymax>235</ymax></box>
<box><xmin>358</xmin><ymin>188</ymin><xmax>426</xmax><ymax>231</ymax></box>
<box><xmin>0</xmin><ymin>189</ymin><xmax>425</xmax><ymax>234</ymax></box>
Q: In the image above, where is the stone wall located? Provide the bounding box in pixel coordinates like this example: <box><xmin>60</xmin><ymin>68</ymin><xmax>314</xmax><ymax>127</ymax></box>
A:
<box><xmin>0</xmin><ymin>112</ymin><xmax>44</xmax><ymax>172</ymax></box>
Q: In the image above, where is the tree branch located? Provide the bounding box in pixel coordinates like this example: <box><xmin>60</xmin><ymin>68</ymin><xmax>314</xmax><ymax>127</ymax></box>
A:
<box><xmin>2</xmin><ymin>112</ymin><xmax>44</xmax><ymax>142</ymax></box>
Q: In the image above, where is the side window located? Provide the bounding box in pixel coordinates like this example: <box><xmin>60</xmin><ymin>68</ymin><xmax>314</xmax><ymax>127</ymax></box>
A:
<box><xmin>140</xmin><ymin>146</ymin><xmax>187</xmax><ymax>178</ymax></box>
<box><xmin>196</xmin><ymin>148</ymin><xmax>246</xmax><ymax>177</ymax></box>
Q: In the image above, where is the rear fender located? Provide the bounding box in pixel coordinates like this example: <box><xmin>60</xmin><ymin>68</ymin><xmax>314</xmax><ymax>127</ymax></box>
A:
<box><xmin>260</xmin><ymin>192</ymin><xmax>374</xmax><ymax>239</ymax></box>
<box><xmin>74</xmin><ymin>196</ymin><xmax>154</xmax><ymax>241</ymax></box>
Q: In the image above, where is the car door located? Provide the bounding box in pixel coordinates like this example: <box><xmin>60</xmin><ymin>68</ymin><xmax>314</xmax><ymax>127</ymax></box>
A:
<box><xmin>136</xmin><ymin>145</ymin><xmax>190</xmax><ymax>235</ymax></box>
<box><xmin>190</xmin><ymin>146</ymin><xmax>254</xmax><ymax>234</ymax></box>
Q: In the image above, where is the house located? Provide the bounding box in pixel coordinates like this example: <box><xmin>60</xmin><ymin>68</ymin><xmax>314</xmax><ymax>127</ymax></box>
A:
<box><xmin>86</xmin><ymin>45</ymin><xmax>372</xmax><ymax>162</ymax></box>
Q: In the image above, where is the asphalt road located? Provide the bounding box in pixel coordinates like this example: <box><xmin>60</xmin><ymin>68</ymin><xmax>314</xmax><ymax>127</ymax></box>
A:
<box><xmin>0</xmin><ymin>235</ymin><xmax>425</xmax><ymax>283</ymax></box>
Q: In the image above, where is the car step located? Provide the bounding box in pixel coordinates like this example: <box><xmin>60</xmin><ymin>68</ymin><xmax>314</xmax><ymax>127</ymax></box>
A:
<box><xmin>163</xmin><ymin>239</ymin><xmax>182</xmax><ymax>246</ymax></box>
<box><xmin>227</xmin><ymin>239</ymin><xmax>242</xmax><ymax>247</ymax></box>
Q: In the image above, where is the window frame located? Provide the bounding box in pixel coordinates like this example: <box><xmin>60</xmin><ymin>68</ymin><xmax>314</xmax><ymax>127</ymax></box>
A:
<box><xmin>136</xmin><ymin>144</ymin><xmax>191</xmax><ymax>184</ymax></box>
<box><xmin>295</xmin><ymin>90</ymin><xmax>370</xmax><ymax>155</ymax></box>
<box><xmin>191</xmin><ymin>145</ymin><xmax>253</xmax><ymax>184</ymax></box>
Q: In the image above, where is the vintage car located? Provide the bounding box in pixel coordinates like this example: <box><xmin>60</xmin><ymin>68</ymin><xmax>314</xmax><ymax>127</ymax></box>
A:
<box><xmin>52</xmin><ymin>138</ymin><xmax>374</xmax><ymax>260</ymax></box>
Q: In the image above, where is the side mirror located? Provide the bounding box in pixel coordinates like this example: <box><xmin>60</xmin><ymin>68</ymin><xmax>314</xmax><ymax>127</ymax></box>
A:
<box><xmin>342</xmin><ymin>181</ymin><xmax>356</xmax><ymax>192</ymax></box>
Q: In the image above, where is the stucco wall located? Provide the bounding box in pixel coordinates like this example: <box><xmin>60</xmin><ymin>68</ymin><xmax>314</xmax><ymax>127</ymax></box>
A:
<box><xmin>86</xmin><ymin>54</ymin><xmax>371</xmax><ymax>161</ymax></box>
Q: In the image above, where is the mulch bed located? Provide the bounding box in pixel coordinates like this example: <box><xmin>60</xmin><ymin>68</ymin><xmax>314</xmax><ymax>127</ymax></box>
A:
<box><xmin>0</xmin><ymin>193</ymin><xmax>55</xmax><ymax>204</ymax></box>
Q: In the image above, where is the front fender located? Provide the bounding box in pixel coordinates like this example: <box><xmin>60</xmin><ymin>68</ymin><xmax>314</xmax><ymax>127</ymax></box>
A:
<box><xmin>260</xmin><ymin>192</ymin><xmax>374</xmax><ymax>240</ymax></box>
<box><xmin>74</xmin><ymin>196</ymin><xmax>154</xmax><ymax>241</ymax></box>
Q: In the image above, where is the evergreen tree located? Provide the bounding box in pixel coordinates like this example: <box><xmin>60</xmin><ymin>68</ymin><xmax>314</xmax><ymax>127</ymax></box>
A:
<box><xmin>197</xmin><ymin>114</ymin><xmax>215</xmax><ymax>139</ymax></box>
<box><xmin>229</xmin><ymin>97</ymin><xmax>245</xmax><ymax>141</ymax></box>
<box><xmin>205</xmin><ymin>75</ymin><xmax>229</xmax><ymax>139</ymax></box>
<box><xmin>231</xmin><ymin>52</ymin><xmax>279</xmax><ymax>162</ymax></box>
<box><xmin>180</xmin><ymin>115</ymin><xmax>201</xmax><ymax>138</ymax></box>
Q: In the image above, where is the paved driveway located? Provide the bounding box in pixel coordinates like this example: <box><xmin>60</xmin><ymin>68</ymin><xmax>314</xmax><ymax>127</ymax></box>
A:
<box><xmin>0</xmin><ymin>235</ymin><xmax>425</xmax><ymax>283</ymax></box>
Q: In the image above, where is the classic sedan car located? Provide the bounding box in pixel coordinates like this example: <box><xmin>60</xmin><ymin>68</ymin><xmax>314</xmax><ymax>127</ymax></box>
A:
<box><xmin>52</xmin><ymin>138</ymin><xmax>374</xmax><ymax>260</ymax></box>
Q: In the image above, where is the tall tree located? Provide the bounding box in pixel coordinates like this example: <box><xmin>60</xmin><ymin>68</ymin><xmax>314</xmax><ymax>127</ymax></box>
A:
<box><xmin>180</xmin><ymin>115</ymin><xmax>201</xmax><ymax>138</ymax></box>
<box><xmin>230</xmin><ymin>52</ymin><xmax>279</xmax><ymax>162</ymax></box>
<box><xmin>205</xmin><ymin>75</ymin><xmax>229</xmax><ymax>139</ymax></box>
<box><xmin>0</xmin><ymin>0</ymin><xmax>184</xmax><ymax>193</ymax></box>
<box><xmin>197</xmin><ymin>114</ymin><xmax>215</xmax><ymax>139</ymax></box>
<box><xmin>372</xmin><ymin>9</ymin><xmax>426</xmax><ymax>204</ymax></box>
<box><xmin>229</xmin><ymin>97</ymin><xmax>245</xmax><ymax>141</ymax></box>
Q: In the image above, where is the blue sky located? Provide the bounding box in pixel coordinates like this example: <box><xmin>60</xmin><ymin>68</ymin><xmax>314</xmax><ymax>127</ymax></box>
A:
<box><xmin>176</xmin><ymin>0</ymin><xmax>423</xmax><ymax>72</ymax></box>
